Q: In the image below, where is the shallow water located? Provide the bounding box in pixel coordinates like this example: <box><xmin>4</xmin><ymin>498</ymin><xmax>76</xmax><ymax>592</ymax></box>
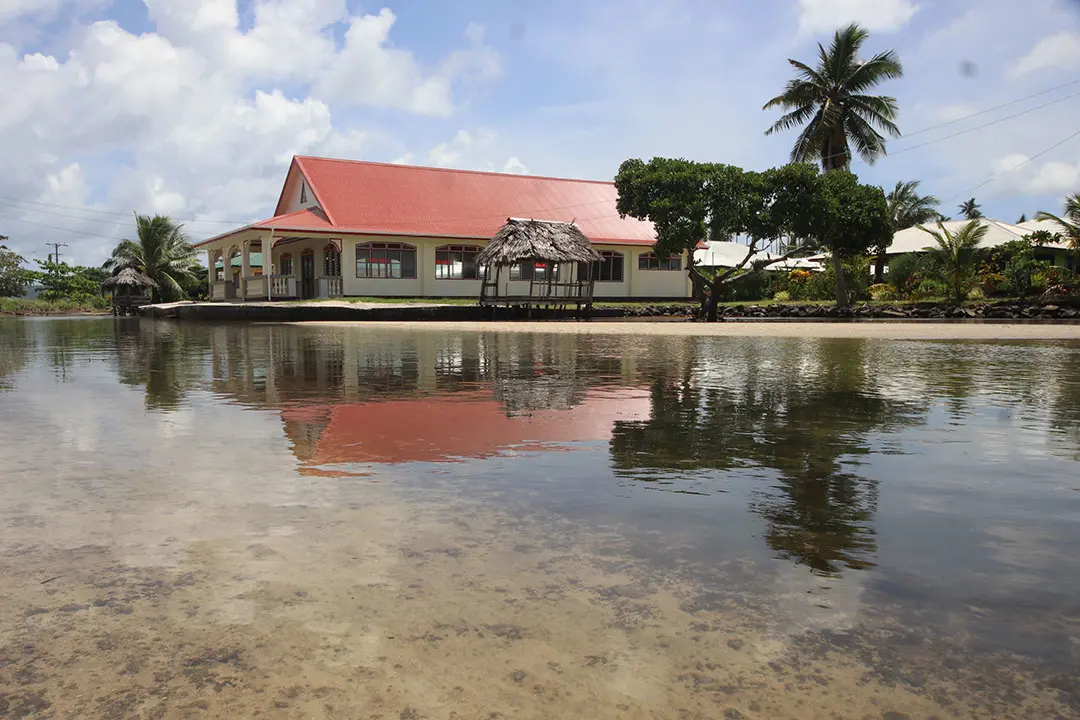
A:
<box><xmin>1</xmin><ymin>317</ymin><xmax>1079</xmax><ymax>719</ymax></box>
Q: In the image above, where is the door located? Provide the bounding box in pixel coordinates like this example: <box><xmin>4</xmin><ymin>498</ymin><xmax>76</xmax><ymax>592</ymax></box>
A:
<box><xmin>300</xmin><ymin>251</ymin><xmax>316</xmax><ymax>299</ymax></box>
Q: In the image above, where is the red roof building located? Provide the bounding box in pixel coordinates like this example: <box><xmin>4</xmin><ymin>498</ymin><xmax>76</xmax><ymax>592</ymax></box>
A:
<box><xmin>196</xmin><ymin>156</ymin><xmax>691</xmax><ymax>302</ymax></box>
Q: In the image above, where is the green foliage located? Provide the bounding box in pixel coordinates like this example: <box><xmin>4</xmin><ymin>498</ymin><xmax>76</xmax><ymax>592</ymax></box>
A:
<box><xmin>1035</xmin><ymin>193</ymin><xmax>1080</xmax><ymax>267</ymax></box>
<box><xmin>0</xmin><ymin>244</ymin><xmax>32</xmax><ymax>297</ymax></box>
<box><xmin>868</xmin><ymin>283</ymin><xmax>896</xmax><ymax>301</ymax></box>
<box><xmin>910</xmin><ymin>279</ymin><xmax>948</xmax><ymax>301</ymax></box>
<box><xmin>886</xmin><ymin>180</ymin><xmax>940</xmax><ymax>230</ymax></box>
<box><xmin>818</xmin><ymin>172</ymin><xmax>893</xmax><ymax>258</ymax></box>
<box><xmin>104</xmin><ymin>214</ymin><xmax>199</xmax><ymax>302</ymax></box>
<box><xmin>959</xmin><ymin>198</ymin><xmax>983</xmax><ymax>220</ymax></box>
<box><xmin>984</xmin><ymin>240</ymin><xmax>1049</xmax><ymax>297</ymax></box>
<box><xmin>763</xmin><ymin>23</ymin><xmax>903</xmax><ymax>171</ymax></box>
<box><xmin>0</xmin><ymin>297</ymin><xmax>107</xmax><ymax>315</ymax></box>
<box><xmin>33</xmin><ymin>260</ymin><xmax>108</xmax><ymax>304</ymax></box>
<box><xmin>773</xmin><ymin>290</ymin><xmax>791</xmax><ymax>302</ymax></box>
<box><xmin>918</xmin><ymin>220</ymin><xmax>988</xmax><ymax>304</ymax></box>
<box><xmin>885</xmin><ymin>253</ymin><xmax>932</xmax><ymax>298</ymax></box>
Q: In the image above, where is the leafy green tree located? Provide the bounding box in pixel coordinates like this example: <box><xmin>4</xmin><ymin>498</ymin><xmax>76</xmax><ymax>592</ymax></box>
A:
<box><xmin>104</xmin><ymin>214</ymin><xmax>198</xmax><ymax>302</ymax></box>
<box><xmin>815</xmin><ymin>171</ymin><xmax>893</xmax><ymax>306</ymax></box>
<box><xmin>34</xmin><ymin>259</ymin><xmax>107</xmax><ymax>301</ymax></box>
<box><xmin>763</xmin><ymin>24</ymin><xmax>903</xmax><ymax>172</ymax></box>
<box><xmin>917</xmin><ymin>219</ymin><xmax>988</xmax><ymax>304</ymax></box>
<box><xmin>1035</xmin><ymin>192</ymin><xmax>1080</xmax><ymax>265</ymax></box>
<box><xmin>958</xmin><ymin>198</ymin><xmax>983</xmax><ymax>220</ymax></box>
<box><xmin>615</xmin><ymin>159</ymin><xmax>824</xmax><ymax>321</ymax></box>
<box><xmin>0</xmin><ymin>244</ymin><xmax>32</xmax><ymax>297</ymax></box>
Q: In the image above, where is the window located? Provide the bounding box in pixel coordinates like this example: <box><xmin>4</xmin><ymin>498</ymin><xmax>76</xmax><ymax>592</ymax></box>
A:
<box><xmin>435</xmin><ymin>244</ymin><xmax>482</xmax><ymax>279</ymax></box>
<box><xmin>638</xmin><ymin>252</ymin><xmax>682</xmax><ymax>271</ymax></box>
<box><xmin>509</xmin><ymin>261</ymin><xmax>553</xmax><ymax>281</ymax></box>
<box><xmin>356</xmin><ymin>242</ymin><xmax>417</xmax><ymax>279</ymax></box>
<box><xmin>279</xmin><ymin>253</ymin><xmax>293</xmax><ymax>276</ymax></box>
<box><xmin>300</xmin><ymin>182</ymin><xmax>308</xmax><ymax>204</ymax></box>
<box><xmin>324</xmin><ymin>244</ymin><xmax>341</xmax><ymax>276</ymax></box>
<box><xmin>580</xmin><ymin>251</ymin><xmax>624</xmax><ymax>282</ymax></box>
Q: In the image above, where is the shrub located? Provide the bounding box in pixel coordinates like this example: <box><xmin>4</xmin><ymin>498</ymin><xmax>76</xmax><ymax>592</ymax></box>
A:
<box><xmin>978</xmin><ymin>272</ymin><xmax>1007</xmax><ymax>297</ymax></box>
<box><xmin>868</xmin><ymin>283</ymin><xmax>896</xmax><ymax>301</ymax></box>
<box><xmin>773</xmin><ymin>290</ymin><xmax>791</xmax><ymax>302</ymax></box>
<box><xmin>910</xmin><ymin>279</ymin><xmax>948</xmax><ymax>301</ymax></box>
<box><xmin>966</xmin><ymin>287</ymin><xmax>985</xmax><ymax>300</ymax></box>
<box><xmin>802</xmin><ymin>270</ymin><xmax>835</xmax><ymax>301</ymax></box>
<box><xmin>886</xmin><ymin>253</ymin><xmax>929</xmax><ymax>298</ymax></box>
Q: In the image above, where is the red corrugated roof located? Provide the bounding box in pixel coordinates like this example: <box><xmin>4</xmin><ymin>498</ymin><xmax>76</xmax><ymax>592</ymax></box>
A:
<box><xmin>197</xmin><ymin>156</ymin><xmax>659</xmax><ymax>247</ymax></box>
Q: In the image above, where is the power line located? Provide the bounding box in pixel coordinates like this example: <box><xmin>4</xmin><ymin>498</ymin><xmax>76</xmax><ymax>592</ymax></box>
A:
<box><xmin>815</xmin><ymin>87</ymin><xmax>1080</xmax><ymax>166</ymax></box>
<box><xmin>0</xmin><ymin>199</ymin><xmax>141</xmax><ymax>230</ymax></box>
<box><xmin>902</xmin><ymin>77</ymin><xmax>1080</xmax><ymax>139</ymax></box>
<box><xmin>0</xmin><ymin>194</ymin><xmax>248</xmax><ymax>225</ymax></box>
<box><xmin>941</xmin><ymin>127</ymin><xmax>1080</xmax><ymax>205</ymax></box>
<box><xmin>0</xmin><ymin>213</ymin><xmax>126</xmax><ymax>242</ymax></box>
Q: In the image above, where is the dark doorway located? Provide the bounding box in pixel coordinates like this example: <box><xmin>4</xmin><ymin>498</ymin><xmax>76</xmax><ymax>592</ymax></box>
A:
<box><xmin>300</xmin><ymin>250</ymin><xmax>316</xmax><ymax>299</ymax></box>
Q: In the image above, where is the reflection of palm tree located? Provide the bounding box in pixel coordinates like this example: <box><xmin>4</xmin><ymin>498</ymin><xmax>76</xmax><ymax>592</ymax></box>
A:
<box><xmin>610</xmin><ymin>339</ymin><xmax>920</xmax><ymax>576</ymax></box>
<box><xmin>112</xmin><ymin>322</ymin><xmax>210</xmax><ymax>411</ymax></box>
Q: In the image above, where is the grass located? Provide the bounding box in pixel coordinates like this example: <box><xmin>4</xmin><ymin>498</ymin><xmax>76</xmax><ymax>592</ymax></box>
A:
<box><xmin>0</xmin><ymin>297</ymin><xmax>110</xmax><ymax>316</ymax></box>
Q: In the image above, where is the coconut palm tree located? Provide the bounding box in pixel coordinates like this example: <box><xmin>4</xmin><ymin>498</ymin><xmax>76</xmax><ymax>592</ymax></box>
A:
<box><xmin>1035</xmin><ymin>192</ymin><xmax>1080</xmax><ymax>265</ymax></box>
<box><xmin>873</xmin><ymin>180</ymin><xmax>941</xmax><ymax>281</ymax></box>
<box><xmin>958</xmin><ymin>198</ymin><xmax>982</xmax><ymax>220</ymax></box>
<box><xmin>763</xmin><ymin>23</ymin><xmax>903</xmax><ymax>172</ymax></box>
<box><xmin>918</xmin><ymin>219</ymin><xmax>989</xmax><ymax>305</ymax></box>
<box><xmin>104</xmin><ymin>214</ymin><xmax>198</xmax><ymax>303</ymax></box>
<box><xmin>887</xmin><ymin>181</ymin><xmax>940</xmax><ymax>229</ymax></box>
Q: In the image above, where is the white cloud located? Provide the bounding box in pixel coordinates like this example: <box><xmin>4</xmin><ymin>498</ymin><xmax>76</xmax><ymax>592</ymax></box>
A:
<box><xmin>991</xmin><ymin>153</ymin><xmax>1080</xmax><ymax>196</ymax></box>
<box><xmin>1010</xmin><ymin>32</ymin><xmax>1080</xmax><ymax>77</ymax></box>
<box><xmin>935</xmin><ymin>103</ymin><xmax>976</xmax><ymax>122</ymax></box>
<box><xmin>796</xmin><ymin>0</ymin><xmax>918</xmax><ymax>35</ymax></box>
<box><xmin>0</xmin><ymin>1</ymin><xmax>498</xmax><ymax>264</ymax></box>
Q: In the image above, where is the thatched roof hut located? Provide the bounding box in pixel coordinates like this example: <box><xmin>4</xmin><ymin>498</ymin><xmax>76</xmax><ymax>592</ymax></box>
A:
<box><xmin>102</xmin><ymin>265</ymin><xmax>158</xmax><ymax>293</ymax></box>
<box><xmin>479</xmin><ymin>218</ymin><xmax>601</xmax><ymax>266</ymax></box>
<box><xmin>103</xmin><ymin>264</ymin><xmax>157</xmax><ymax>315</ymax></box>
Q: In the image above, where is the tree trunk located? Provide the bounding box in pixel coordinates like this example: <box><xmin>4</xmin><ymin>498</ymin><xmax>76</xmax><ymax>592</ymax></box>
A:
<box><xmin>873</xmin><ymin>253</ymin><xmax>885</xmax><ymax>284</ymax></box>
<box><xmin>705</xmin><ymin>281</ymin><xmax>720</xmax><ymax>322</ymax></box>
<box><xmin>832</xmin><ymin>253</ymin><xmax>849</xmax><ymax>308</ymax></box>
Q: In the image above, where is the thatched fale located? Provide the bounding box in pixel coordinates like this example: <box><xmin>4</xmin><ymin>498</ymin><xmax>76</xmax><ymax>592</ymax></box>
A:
<box><xmin>102</xmin><ymin>265</ymin><xmax>158</xmax><ymax>291</ymax></box>
<box><xmin>479</xmin><ymin>218</ymin><xmax>601</xmax><ymax>266</ymax></box>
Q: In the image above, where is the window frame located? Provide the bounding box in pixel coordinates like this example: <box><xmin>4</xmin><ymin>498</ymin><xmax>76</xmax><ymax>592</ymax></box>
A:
<box><xmin>434</xmin><ymin>244</ymin><xmax>483</xmax><ymax>280</ymax></box>
<box><xmin>509</xmin><ymin>261</ymin><xmax>555</xmax><ymax>282</ymax></box>
<box><xmin>279</xmin><ymin>253</ymin><xmax>293</xmax><ymax>276</ymax></box>
<box><xmin>580</xmin><ymin>250</ymin><xmax>624</xmax><ymax>283</ymax></box>
<box><xmin>300</xmin><ymin>182</ymin><xmax>308</xmax><ymax>204</ymax></box>
<box><xmin>637</xmin><ymin>252</ymin><xmax>683</xmax><ymax>271</ymax></box>
<box><xmin>355</xmin><ymin>241</ymin><xmax>418</xmax><ymax>280</ymax></box>
<box><xmin>323</xmin><ymin>243</ymin><xmax>341</xmax><ymax>277</ymax></box>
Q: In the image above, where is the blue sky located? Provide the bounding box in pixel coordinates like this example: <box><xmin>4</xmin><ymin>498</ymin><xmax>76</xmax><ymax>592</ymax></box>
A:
<box><xmin>2</xmin><ymin>0</ymin><xmax>1080</xmax><ymax>264</ymax></box>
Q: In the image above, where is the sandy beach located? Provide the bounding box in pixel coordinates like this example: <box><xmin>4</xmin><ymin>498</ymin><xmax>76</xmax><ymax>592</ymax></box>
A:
<box><xmin>300</xmin><ymin>319</ymin><xmax>1080</xmax><ymax>341</ymax></box>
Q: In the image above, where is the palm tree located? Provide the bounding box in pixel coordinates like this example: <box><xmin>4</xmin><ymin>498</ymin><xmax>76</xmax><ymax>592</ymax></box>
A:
<box><xmin>887</xmin><ymin>181</ymin><xmax>940</xmax><ymax>229</ymax></box>
<box><xmin>875</xmin><ymin>180</ymin><xmax>940</xmax><ymax>281</ymax></box>
<box><xmin>1017</xmin><ymin>213</ymin><xmax>1028</xmax><ymax>224</ymax></box>
<box><xmin>763</xmin><ymin>23</ymin><xmax>903</xmax><ymax>172</ymax></box>
<box><xmin>958</xmin><ymin>198</ymin><xmax>983</xmax><ymax>220</ymax></box>
<box><xmin>918</xmin><ymin>219</ymin><xmax>989</xmax><ymax>305</ymax></box>
<box><xmin>104</xmin><ymin>214</ymin><xmax>198</xmax><ymax>303</ymax></box>
<box><xmin>1035</xmin><ymin>192</ymin><xmax>1080</xmax><ymax>265</ymax></box>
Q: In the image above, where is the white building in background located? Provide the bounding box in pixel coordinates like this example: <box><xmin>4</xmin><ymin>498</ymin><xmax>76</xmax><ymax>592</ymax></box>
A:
<box><xmin>694</xmin><ymin>241</ymin><xmax>823</xmax><ymax>272</ymax></box>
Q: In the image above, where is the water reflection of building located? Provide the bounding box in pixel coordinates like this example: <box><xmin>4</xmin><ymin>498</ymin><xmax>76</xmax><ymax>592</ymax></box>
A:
<box><xmin>206</xmin><ymin>325</ymin><xmax>651</xmax><ymax>467</ymax></box>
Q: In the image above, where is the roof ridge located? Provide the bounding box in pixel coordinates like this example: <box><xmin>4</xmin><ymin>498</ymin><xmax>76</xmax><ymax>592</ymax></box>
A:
<box><xmin>292</xmin><ymin>155</ymin><xmax>616</xmax><ymax>186</ymax></box>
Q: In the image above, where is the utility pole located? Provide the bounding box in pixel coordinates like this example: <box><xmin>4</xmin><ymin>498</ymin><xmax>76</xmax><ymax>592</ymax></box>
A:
<box><xmin>45</xmin><ymin>242</ymin><xmax>68</xmax><ymax>265</ymax></box>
